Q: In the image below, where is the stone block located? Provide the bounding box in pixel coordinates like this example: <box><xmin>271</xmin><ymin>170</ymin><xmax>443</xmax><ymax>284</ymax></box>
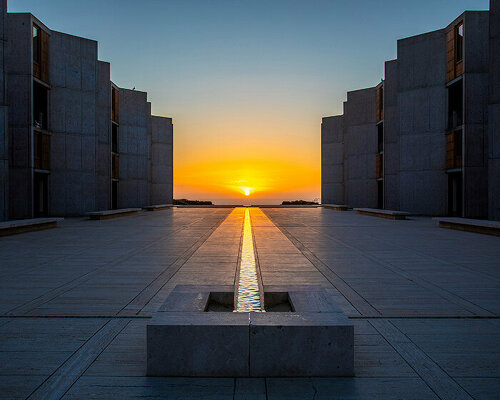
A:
<box><xmin>249</xmin><ymin>312</ymin><xmax>353</xmax><ymax>377</ymax></box>
<box><xmin>147</xmin><ymin>312</ymin><xmax>250</xmax><ymax>377</ymax></box>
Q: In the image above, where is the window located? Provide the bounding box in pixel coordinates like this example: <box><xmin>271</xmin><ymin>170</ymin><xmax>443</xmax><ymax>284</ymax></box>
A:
<box><xmin>34</xmin><ymin>131</ymin><xmax>50</xmax><ymax>170</ymax></box>
<box><xmin>33</xmin><ymin>81</ymin><xmax>48</xmax><ymax>130</ymax></box>
<box><xmin>448</xmin><ymin>80</ymin><xmax>463</xmax><ymax>130</ymax></box>
<box><xmin>112</xmin><ymin>124</ymin><xmax>118</xmax><ymax>153</ymax></box>
<box><xmin>377</xmin><ymin>123</ymin><xmax>383</xmax><ymax>154</ymax></box>
<box><xmin>33</xmin><ymin>25</ymin><xmax>40</xmax><ymax>63</ymax></box>
<box><xmin>112</xmin><ymin>87</ymin><xmax>119</xmax><ymax>123</ymax></box>
<box><xmin>456</xmin><ymin>23</ymin><xmax>463</xmax><ymax>62</ymax></box>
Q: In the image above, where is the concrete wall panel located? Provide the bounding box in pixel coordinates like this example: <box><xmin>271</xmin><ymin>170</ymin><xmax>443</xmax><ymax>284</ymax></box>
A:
<box><xmin>489</xmin><ymin>0</ymin><xmax>500</xmax><ymax>219</ymax></box>
<box><xmin>321</xmin><ymin>115</ymin><xmax>344</xmax><ymax>204</ymax></box>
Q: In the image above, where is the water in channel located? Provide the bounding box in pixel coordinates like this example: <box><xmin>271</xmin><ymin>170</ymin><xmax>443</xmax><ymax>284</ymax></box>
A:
<box><xmin>234</xmin><ymin>208</ymin><xmax>264</xmax><ymax>312</ymax></box>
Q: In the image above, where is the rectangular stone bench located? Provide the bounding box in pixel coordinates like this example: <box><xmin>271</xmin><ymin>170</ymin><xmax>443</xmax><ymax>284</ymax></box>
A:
<box><xmin>86</xmin><ymin>208</ymin><xmax>140</xmax><ymax>220</ymax></box>
<box><xmin>436</xmin><ymin>217</ymin><xmax>500</xmax><ymax>236</ymax></box>
<box><xmin>143</xmin><ymin>204</ymin><xmax>172</xmax><ymax>211</ymax></box>
<box><xmin>147</xmin><ymin>284</ymin><xmax>353</xmax><ymax>377</ymax></box>
<box><xmin>0</xmin><ymin>218</ymin><xmax>63</xmax><ymax>237</ymax></box>
<box><xmin>355</xmin><ymin>208</ymin><xmax>410</xmax><ymax>220</ymax></box>
<box><xmin>323</xmin><ymin>204</ymin><xmax>350</xmax><ymax>211</ymax></box>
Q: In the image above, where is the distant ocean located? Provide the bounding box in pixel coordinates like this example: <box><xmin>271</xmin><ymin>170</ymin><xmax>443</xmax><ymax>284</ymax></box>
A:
<box><xmin>210</xmin><ymin>198</ymin><xmax>319</xmax><ymax>206</ymax></box>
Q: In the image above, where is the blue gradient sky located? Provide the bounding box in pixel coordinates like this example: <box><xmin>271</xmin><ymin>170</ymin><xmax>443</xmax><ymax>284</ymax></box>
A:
<box><xmin>9</xmin><ymin>0</ymin><xmax>490</xmax><ymax>203</ymax></box>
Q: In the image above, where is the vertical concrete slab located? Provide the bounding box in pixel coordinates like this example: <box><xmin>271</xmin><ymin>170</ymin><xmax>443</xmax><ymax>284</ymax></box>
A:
<box><xmin>6</xmin><ymin>13</ymin><xmax>33</xmax><ymax>219</ymax></box>
<box><xmin>150</xmin><ymin>115</ymin><xmax>173</xmax><ymax>205</ymax></box>
<box><xmin>95</xmin><ymin>61</ymin><xmax>111</xmax><ymax>211</ymax></box>
<box><xmin>488</xmin><ymin>0</ymin><xmax>500</xmax><ymax>220</ymax></box>
<box><xmin>462</xmin><ymin>12</ymin><xmax>489</xmax><ymax>218</ymax></box>
<box><xmin>343</xmin><ymin>87</ymin><xmax>378</xmax><ymax>208</ymax></box>
<box><xmin>118</xmin><ymin>88</ymin><xmax>150</xmax><ymax>208</ymax></box>
<box><xmin>321</xmin><ymin>115</ymin><xmax>344</xmax><ymax>204</ymax></box>
<box><xmin>49</xmin><ymin>32</ymin><xmax>98</xmax><ymax>216</ymax></box>
<box><xmin>383</xmin><ymin>60</ymin><xmax>400</xmax><ymax>211</ymax></box>
<box><xmin>396</xmin><ymin>30</ymin><xmax>448</xmax><ymax>215</ymax></box>
<box><xmin>0</xmin><ymin>0</ymin><xmax>7</xmax><ymax>220</ymax></box>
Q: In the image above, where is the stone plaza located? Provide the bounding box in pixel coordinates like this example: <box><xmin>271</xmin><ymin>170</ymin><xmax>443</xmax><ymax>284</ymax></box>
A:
<box><xmin>0</xmin><ymin>207</ymin><xmax>499</xmax><ymax>399</ymax></box>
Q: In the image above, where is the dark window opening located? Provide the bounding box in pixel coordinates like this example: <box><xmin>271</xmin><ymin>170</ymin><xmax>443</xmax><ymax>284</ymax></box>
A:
<box><xmin>112</xmin><ymin>87</ymin><xmax>119</xmax><ymax>123</ymax></box>
<box><xmin>456</xmin><ymin>23</ymin><xmax>463</xmax><ymax>63</ymax></box>
<box><xmin>112</xmin><ymin>181</ymin><xmax>118</xmax><ymax>210</ymax></box>
<box><xmin>34</xmin><ymin>131</ymin><xmax>50</xmax><ymax>170</ymax></box>
<box><xmin>448</xmin><ymin>172</ymin><xmax>462</xmax><ymax>217</ymax></box>
<box><xmin>377</xmin><ymin>123</ymin><xmax>384</xmax><ymax>154</ymax></box>
<box><xmin>448</xmin><ymin>80</ymin><xmax>463</xmax><ymax>130</ymax></box>
<box><xmin>377</xmin><ymin>180</ymin><xmax>384</xmax><ymax>210</ymax></box>
<box><xmin>33</xmin><ymin>25</ymin><xmax>40</xmax><ymax>63</ymax></box>
<box><xmin>112</xmin><ymin>154</ymin><xmax>119</xmax><ymax>180</ymax></box>
<box><xmin>112</xmin><ymin>124</ymin><xmax>118</xmax><ymax>153</ymax></box>
<box><xmin>34</xmin><ymin>172</ymin><xmax>49</xmax><ymax>217</ymax></box>
<box><xmin>33</xmin><ymin>81</ymin><xmax>48</xmax><ymax>130</ymax></box>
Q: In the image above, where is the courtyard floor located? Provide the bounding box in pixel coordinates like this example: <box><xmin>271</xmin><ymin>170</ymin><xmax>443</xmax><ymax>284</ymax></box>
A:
<box><xmin>0</xmin><ymin>207</ymin><xmax>499</xmax><ymax>399</ymax></box>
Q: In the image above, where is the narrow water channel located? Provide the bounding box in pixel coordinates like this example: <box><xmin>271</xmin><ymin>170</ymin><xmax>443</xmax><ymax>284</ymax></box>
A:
<box><xmin>234</xmin><ymin>208</ymin><xmax>264</xmax><ymax>312</ymax></box>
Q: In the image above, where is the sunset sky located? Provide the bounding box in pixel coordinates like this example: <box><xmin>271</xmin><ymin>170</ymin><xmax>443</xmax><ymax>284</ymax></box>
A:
<box><xmin>10</xmin><ymin>0</ymin><xmax>489</xmax><ymax>204</ymax></box>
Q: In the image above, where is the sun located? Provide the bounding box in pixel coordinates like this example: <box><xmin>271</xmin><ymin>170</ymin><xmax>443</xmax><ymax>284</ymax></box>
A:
<box><xmin>239</xmin><ymin>186</ymin><xmax>253</xmax><ymax>196</ymax></box>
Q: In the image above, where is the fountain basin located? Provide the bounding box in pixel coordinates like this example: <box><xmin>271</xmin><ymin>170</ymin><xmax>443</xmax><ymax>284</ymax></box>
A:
<box><xmin>147</xmin><ymin>285</ymin><xmax>354</xmax><ymax>377</ymax></box>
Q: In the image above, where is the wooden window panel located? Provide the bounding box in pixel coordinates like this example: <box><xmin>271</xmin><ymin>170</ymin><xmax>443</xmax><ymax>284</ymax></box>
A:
<box><xmin>41</xmin><ymin>133</ymin><xmax>50</xmax><ymax>170</ymax></box>
<box><xmin>40</xmin><ymin>30</ymin><xmax>50</xmax><ymax>83</ymax></box>
<box><xmin>446</xmin><ymin>29</ymin><xmax>455</xmax><ymax>82</ymax></box>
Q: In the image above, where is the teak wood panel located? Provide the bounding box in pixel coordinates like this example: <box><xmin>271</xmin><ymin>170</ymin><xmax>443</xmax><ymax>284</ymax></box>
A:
<box><xmin>33</xmin><ymin>27</ymin><xmax>50</xmax><ymax>84</ymax></box>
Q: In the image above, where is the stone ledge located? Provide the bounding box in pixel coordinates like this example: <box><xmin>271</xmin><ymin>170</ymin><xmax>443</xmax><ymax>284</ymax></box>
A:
<box><xmin>323</xmin><ymin>204</ymin><xmax>351</xmax><ymax>211</ymax></box>
<box><xmin>142</xmin><ymin>204</ymin><xmax>173</xmax><ymax>211</ymax></box>
<box><xmin>436</xmin><ymin>217</ymin><xmax>500</xmax><ymax>236</ymax></box>
<box><xmin>355</xmin><ymin>208</ymin><xmax>410</xmax><ymax>220</ymax></box>
<box><xmin>86</xmin><ymin>208</ymin><xmax>141</xmax><ymax>220</ymax></box>
<box><xmin>0</xmin><ymin>218</ymin><xmax>64</xmax><ymax>237</ymax></box>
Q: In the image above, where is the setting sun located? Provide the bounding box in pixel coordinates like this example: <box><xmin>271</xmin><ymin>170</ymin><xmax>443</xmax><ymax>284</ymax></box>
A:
<box><xmin>242</xmin><ymin>187</ymin><xmax>251</xmax><ymax>196</ymax></box>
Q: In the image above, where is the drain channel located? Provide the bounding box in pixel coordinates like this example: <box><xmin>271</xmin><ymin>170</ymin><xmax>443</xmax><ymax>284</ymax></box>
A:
<box><xmin>234</xmin><ymin>208</ymin><xmax>264</xmax><ymax>312</ymax></box>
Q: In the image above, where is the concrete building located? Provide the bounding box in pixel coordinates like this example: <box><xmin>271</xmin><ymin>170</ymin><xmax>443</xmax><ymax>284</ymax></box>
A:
<box><xmin>489</xmin><ymin>0</ymin><xmax>500</xmax><ymax>220</ymax></box>
<box><xmin>0</xmin><ymin>8</ymin><xmax>173</xmax><ymax>220</ymax></box>
<box><xmin>0</xmin><ymin>0</ymin><xmax>7</xmax><ymax>221</ymax></box>
<box><xmin>322</xmin><ymin>6</ymin><xmax>499</xmax><ymax>220</ymax></box>
<box><xmin>343</xmin><ymin>87</ymin><xmax>379</xmax><ymax>208</ymax></box>
<box><xmin>321</xmin><ymin>115</ymin><xmax>343</xmax><ymax>205</ymax></box>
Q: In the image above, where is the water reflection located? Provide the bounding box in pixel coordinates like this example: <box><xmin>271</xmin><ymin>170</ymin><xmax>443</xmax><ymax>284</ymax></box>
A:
<box><xmin>234</xmin><ymin>208</ymin><xmax>264</xmax><ymax>312</ymax></box>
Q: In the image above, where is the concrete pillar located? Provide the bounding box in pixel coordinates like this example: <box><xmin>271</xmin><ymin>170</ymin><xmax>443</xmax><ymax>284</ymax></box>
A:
<box><xmin>489</xmin><ymin>0</ymin><xmax>500</xmax><ymax>220</ymax></box>
<box><xmin>343</xmin><ymin>87</ymin><xmax>378</xmax><ymax>208</ymax></box>
<box><xmin>396</xmin><ymin>30</ymin><xmax>448</xmax><ymax>215</ymax></box>
<box><xmin>6</xmin><ymin>13</ymin><xmax>33</xmax><ymax>219</ymax></box>
<box><xmin>150</xmin><ymin>116</ymin><xmax>173</xmax><ymax>205</ymax></box>
<box><xmin>118</xmin><ymin>88</ymin><xmax>151</xmax><ymax>208</ymax></box>
<box><xmin>321</xmin><ymin>115</ymin><xmax>344</xmax><ymax>204</ymax></box>
<box><xmin>96</xmin><ymin>61</ymin><xmax>111</xmax><ymax>211</ymax></box>
<box><xmin>383</xmin><ymin>60</ymin><xmax>400</xmax><ymax>211</ymax></box>
<box><xmin>49</xmin><ymin>32</ymin><xmax>99</xmax><ymax>216</ymax></box>
<box><xmin>0</xmin><ymin>0</ymin><xmax>8</xmax><ymax>220</ymax></box>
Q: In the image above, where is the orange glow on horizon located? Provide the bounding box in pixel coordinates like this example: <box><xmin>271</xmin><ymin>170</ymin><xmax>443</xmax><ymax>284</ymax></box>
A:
<box><xmin>170</xmin><ymin>110</ymin><xmax>321</xmax><ymax>204</ymax></box>
<box><xmin>174</xmin><ymin>157</ymin><xmax>320</xmax><ymax>203</ymax></box>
